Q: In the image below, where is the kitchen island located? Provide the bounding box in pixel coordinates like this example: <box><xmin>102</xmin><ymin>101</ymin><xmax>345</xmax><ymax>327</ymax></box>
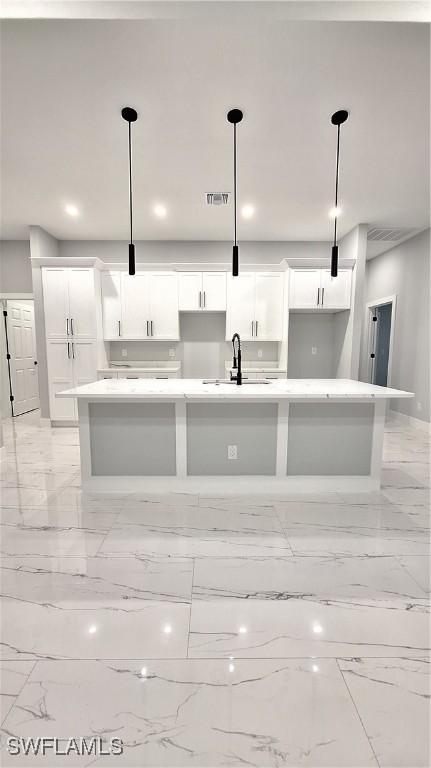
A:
<box><xmin>57</xmin><ymin>378</ymin><xmax>413</xmax><ymax>493</ymax></box>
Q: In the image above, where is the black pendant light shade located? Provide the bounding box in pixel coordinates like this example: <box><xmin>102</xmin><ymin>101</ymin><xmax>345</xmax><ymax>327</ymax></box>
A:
<box><xmin>227</xmin><ymin>108</ymin><xmax>243</xmax><ymax>277</ymax></box>
<box><xmin>121</xmin><ymin>107</ymin><xmax>138</xmax><ymax>276</ymax></box>
<box><xmin>330</xmin><ymin>109</ymin><xmax>349</xmax><ymax>277</ymax></box>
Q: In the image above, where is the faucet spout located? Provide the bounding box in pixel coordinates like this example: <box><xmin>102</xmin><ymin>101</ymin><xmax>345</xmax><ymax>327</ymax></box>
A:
<box><xmin>231</xmin><ymin>333</ymin><xmax>242</xmax><ymax>385</ymax></box>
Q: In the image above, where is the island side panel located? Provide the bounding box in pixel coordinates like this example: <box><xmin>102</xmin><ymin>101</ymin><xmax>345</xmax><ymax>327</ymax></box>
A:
<box><xmin>186</xmin><ymin>402</ymin><xmax>278</xmax><ymax>476</ymax></box>
<box><xmin>286</xmin><ymin>401</ymin><xmax>374</xmax><ymax>476</ymax></box>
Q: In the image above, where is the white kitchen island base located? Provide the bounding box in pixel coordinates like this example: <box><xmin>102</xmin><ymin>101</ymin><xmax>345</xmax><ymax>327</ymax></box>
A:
<box><xmin>58</xmin><ymin>379</ymin><xmax>413</xmax><ymax>494</ymax></box>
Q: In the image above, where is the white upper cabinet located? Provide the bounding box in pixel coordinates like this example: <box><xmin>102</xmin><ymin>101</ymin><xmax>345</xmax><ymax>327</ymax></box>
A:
<box><xmin>148</xmin><ymin>272</ymin><xmax>179</xmax><ymax>339</ymax></box>
<box><xmin>121</xmin><ymin>273</ymin><xmax>149</xmax><ymax>338</ymax></box>
<box><xmin>289</xmin><ymin>267</ymin><xmax>352</xmax><ymax>311</ymax></box>
<box><xmin>42</xmin><ymin>267</ymin><xmax>97</xmax><ymax>340</ymax></box>
<box><xmin>320</xmin><ymin>269</ymin><xmax>352</xmax><ymax>309</ymax></box>
<box><xmin>254</xmin><ymin>272</ymin><xmax>284</xmax><ymax>340</ymax></box>
<box><xmin>101</xmin><ymin>271</ymin><xmax>122</xmax><ymax>339</ymax></box>
<box><xmin>102</xmin><ymin>271</ymin><xmax>179</xmax><ymax>340</ymax></box>
<box><xmin>178</xmin><ymin>271</ymin><xmax>226</xmax><ymax>312</ymax></box>
<box><xmin>42</xmin><ymin>269</ymin><xmax>70</xmax><ymax>339</ymax></box>
<box><xmin>226</xmin><ymin>272</ymin><xmax>284</xmax><ymax>341</ymax></box>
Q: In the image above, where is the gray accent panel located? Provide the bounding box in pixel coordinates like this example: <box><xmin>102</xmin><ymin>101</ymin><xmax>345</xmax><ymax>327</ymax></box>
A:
<box><xmin>187</xmin><ymin>403</ymin><xmax>277</xmax><ymax>476</ymax></box>
<box><xmin>287</xmin><ymin>403</ymin><xmax>374</xmax><ymax>476</ymax></box>
<box><xmin>89</xmin><ymin>403</ymin><xmax>176</xmax><ymax>476</ymax></box>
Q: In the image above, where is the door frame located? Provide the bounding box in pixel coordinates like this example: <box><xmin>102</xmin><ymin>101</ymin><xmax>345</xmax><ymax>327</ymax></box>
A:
<box><xmin>365</xmin><ymin>294</ymin><xmax>397</xmax><ymax>385</ymax></box>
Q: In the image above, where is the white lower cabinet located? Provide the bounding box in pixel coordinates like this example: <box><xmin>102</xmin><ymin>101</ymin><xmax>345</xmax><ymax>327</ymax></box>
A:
<box><xmin>289</xmin><ymin>267</ymin><xmax>352</xmax><ymax>311</ymax></box>
<box><xmin>47</xmin><ymin>340</ymin><xmax>97</xmax><ymax>421</ymax></box>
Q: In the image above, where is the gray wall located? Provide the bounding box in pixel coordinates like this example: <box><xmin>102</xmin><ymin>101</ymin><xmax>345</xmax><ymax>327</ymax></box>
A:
<box><xmin>359</xmin><ymin>228</ymin><xmax>430</xmax><ymax>423</ymax></box>
<box><xmin>0</xmin><ymin>240</ymin><xmax>32</xmax><ymax>293</ymax></box>
<box><xmin>288</xmin><ymin>314</ymin><xmax>335</xmax><ymax>378</ymax></box>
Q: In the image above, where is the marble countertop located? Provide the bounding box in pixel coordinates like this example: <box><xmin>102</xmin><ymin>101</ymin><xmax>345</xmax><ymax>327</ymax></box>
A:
<box><xmin>57</xmin><ymin>378</ymin><xmax>414</xmax><ymax>401</ymax></box>
<box><xmin>224</xmin><ymin>361</ymin><xmax>287</xmax><ymax>373</ymax></box>
<box><xmin>98</xmin><ymin>361</ymin><xmax>181</xmax><ymax>374</ymax></box>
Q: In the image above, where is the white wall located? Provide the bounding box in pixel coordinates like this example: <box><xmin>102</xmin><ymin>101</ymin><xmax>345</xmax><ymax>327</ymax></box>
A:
<box><xmin>359</xmin><ymin>228</ymin><xmax>430</xmax><ymax>423</ymax></box>
<box><xmin>334</xmin><ymin>224</ymin><xmax>368</xmax><ymax>378</ymax></box>
<box><xmin>0</xmin><ymin>240</ymin><xmax>32</xmax><ymax>293</ymax></box>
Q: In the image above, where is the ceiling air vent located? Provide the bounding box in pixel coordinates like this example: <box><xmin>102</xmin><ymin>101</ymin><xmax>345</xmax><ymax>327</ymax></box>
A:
<box><xmin>206</xmin><ymin>193</ymin><xmax>229</xmax><ymax>206</ymax></box>
<box><xmin>367</xmin><ymin>227</ymin><xmax>415</xmax><ymax>242</ymax></box>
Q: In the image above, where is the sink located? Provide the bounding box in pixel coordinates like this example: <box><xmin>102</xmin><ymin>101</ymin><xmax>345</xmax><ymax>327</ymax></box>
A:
<box><xmin>202</xmin><ymin>379</ymin><xmax>271</xmax><ymax>385</ymax></box>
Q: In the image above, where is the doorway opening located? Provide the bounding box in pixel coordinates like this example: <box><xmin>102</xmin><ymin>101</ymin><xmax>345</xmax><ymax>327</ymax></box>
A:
<box><xmin>2</xmin><ymin>299</ymin><xmax>40</xmax><ymax>417</ymax></box>
<box><xmin>366</xmin><ymin>295</ymin><xmax>397</xmax><ymax>387</ymax></box>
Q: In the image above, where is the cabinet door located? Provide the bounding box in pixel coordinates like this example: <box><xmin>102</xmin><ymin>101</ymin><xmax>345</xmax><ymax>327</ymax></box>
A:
<box><xmin>202</xmin><ymin>272</ymin><xmax>227</xmax><ymax>311</ymax></box>
<box><xmin>71</xmin><ymin>341</ymin><xmax>97</xmax><ymax>387</ymax></box>
<box><xmin>289</xmin><ymin>269</ymin><xmax>321</xmax><ymax>309</ymax></box>
<box><xmin>178</xmin><ymin>272</ymin><xmax>202</xmax><ymax>311</ymax></box>
<box><xmin>46</xmin><ymin>341</ymin><xmax>76</xmax><ymax>420</ymax></box>
<box><xmin>121</xmin><ymin>273</ymin><xmax>149</xmax><ymax>338</ymax></box>
<box><xmin>226</xmin><ymin>273</ymin><xmax>255</xmax><ymax>340</ymax></box>
<box><xmin>68</xmin><ymin>269</ymin><xmax>96</xmax><ymax>340</ymax></box>
<box><xmin>42</xmin><ymin>269</ymin><xmax>70</xmax><ymax>339</ymax></box>
<box><xmin>149</xmin><ymin>273</ymin><xmax>179</xmax><ymax>339</ymax></box>
<box><xmin>101</xmin><ymin>271</ymin><xmax>122</xmax><ymax>339</ymax></box>
<box><xmin>320</xmin><ymin>269</ymin><xmax>352</xmax><ymax>309</ymax></box>
<box><xmin>254</xmin><ymin>272</ymin><xmax>284</xmax><ymax>340</ymax></box>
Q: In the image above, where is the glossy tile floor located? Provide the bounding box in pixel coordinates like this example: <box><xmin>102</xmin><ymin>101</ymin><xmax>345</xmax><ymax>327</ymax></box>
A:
<box><xmin>0</xmin><ymin>411</ymin><xmax>429</xmax><ymax>767</ymax></box>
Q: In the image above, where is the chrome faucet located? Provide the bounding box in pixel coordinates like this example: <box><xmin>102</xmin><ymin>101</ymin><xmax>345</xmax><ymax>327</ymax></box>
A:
<box><xmin>231</xmin><ymin>333</ymin><xmax>242</xmax><ymax>385</ymax></box>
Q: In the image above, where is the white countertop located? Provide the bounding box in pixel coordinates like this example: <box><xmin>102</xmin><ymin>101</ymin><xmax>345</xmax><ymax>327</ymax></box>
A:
<box><xmin>57</xmin><ymin>378</ymin><xmax>414</xmax><ymax>401</ymax></box>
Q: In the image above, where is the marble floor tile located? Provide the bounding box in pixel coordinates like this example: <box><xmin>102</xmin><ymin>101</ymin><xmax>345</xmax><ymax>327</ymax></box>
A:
<box><xmin>188</xmin><ymin>598</ymin><xmax>430</xmax><ymax>658</ymax></box>
<box><xmin>0</xmin><ymin>506</ymin><xmax>119</xmax><ymax>531</ymax></box>
<box><xmin>0</xmin><ymin>662</ymin><xmax>35</xmax><ymax>725</ymax></box>
<box><xmin>1</xmin><ymin>555</ymin><xmax>193</xmax><ymax>605</ymax></box>
<box><xmin>382</xmin><ymin>487</ymin><xmax>430</xmax><ymax>506</ymax></box>
<box><xmin>49</xmin><ymin>487</ymin><xmax>200</xmax><ymax>513</ymax></box>
<box><xmin>192</xmin><ymin>555</ymin><xmax>427</xmax><ymax>601</ymax></box>
<box><xmin>398</xmin><ymin>555</ymin><xmax>431</xmax><ymax>593</ymax></box>
<box><xmin>339</xmin><ymin>657</ymin><xmax>430</xmax><ymax>767</ymax></box>
<box><xmin>0</xmin><ymin>524</ymin><xmax>105</xmax><ymax>557</ymax></box>
<box><xmin>381</xmin><ymin>465</ymin><xmax>430</xmax><ymax>489</ymax></box>
<box><xmin>0</xmin><ymin>659</ymin><xmax>377</xmax><ymax>767</ymax></box>
<box><xmin>0</xmin><ymin>488</ymin><xmax>51</xmax><ymax>510</ymax></box>
<box><xmin>0</xmin><ymin>596</ymin><xmax>190</xmax><ymax>660</ymax></box>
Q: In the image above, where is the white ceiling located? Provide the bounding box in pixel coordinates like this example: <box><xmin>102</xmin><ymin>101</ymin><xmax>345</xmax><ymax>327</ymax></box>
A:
<box><xmin>1</xmin><ymin>17</ymin><xmax>429</xmax><ymax>246</ymax></box>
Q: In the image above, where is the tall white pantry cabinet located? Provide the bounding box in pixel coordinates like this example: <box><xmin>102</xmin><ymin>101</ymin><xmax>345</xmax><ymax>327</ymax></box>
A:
<box><xmin>42</xmin><ymin>267</ymin><xmax>103</xmax><ymax>421</ymax></box>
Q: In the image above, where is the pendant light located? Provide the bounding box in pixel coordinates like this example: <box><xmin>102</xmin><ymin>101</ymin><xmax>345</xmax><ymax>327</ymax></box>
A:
<box><xmin>330</xmin><ymin>109</ymin><xmax>349</xmax><ymax>277</ymax></box>
<box><xmin>121</xmin><ymin>106</ymin><xmax>138</xmax><ymax>275</ymax></box>
<box><xmin>227</xmin><ymin>108</ymin><xmax>243</xmax><ymax>276</ymax></box>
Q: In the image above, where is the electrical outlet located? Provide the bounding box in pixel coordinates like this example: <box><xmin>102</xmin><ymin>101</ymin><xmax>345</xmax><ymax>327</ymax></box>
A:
<box><xmin>311</xmin><ymin>347</ymin><xmax>317</xmax><ymax>355</ymax></box>
<box><xmin>228</xmin><ymin>445</ymin><xmax>238</xmax><ymax>460</ymax></box>
<box><xmin>168</xmin><ymin>348</ymin><xmax>176</xmax><ymax>358</ymax></box>
<box><xmin>121</xmin><ymin>349</ymin><xmax>128</xmax><ymax>358</ymax></box>
<box><xmin>417</xmin><ymin>401</ymin><xmax>422</xmax><ymax>412</ymax></box>
<box><xmin>257</xmin><ymin>349</ymin><xmax>263</xmax><ymax>359</ymax></box>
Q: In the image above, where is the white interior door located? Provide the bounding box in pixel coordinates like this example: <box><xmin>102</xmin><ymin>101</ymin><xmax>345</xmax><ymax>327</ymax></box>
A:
<box><xmin>42</xmin><ymin>268</ymin><xmax>70</xmax><ymax>339</ymax></box>
<box><xmin>68</xmin><ymin>268</ymin><xmax>96</xmax><ymax>339</ymax></box>
<box><xmin>121</xmin><ymin>273</ymin><xmax>149</xmax><ymax>337</ymax></box>
<box><xmin>101</xmin><ymin>271</ymin><xmax>122</xmax><ymax>338</ymax></box>
<box><xmin>6</xmin><ymin>301</ymin><xmax>40</xmax><ymax>416</ymax></box>
<box><xmin>46</xmin><ymin>340</ymin><xmax>75</xmax><ymax>421</ymax></box>
<box><xmin>149</xmin><ymin>273</ymin><xmax>179</xmax><ymax>339</ymax></box>
<box><xmin>320</xmin><ymin>269</ymin><xmax>352</xmax><ymax>309</ymax></box>
<box><xmin>289</xmin><ymin>269</ymin><xmax>321</xmax><ymax>309</ymax></box>
<box><xmin>178</xmin><ymin>272</ymin><xmax>202</xmax><ymax>311</ymax></box>
<box><xmin>254</xmin><ymin>272</ymin><xmax>284</xmax><ymax>340</ymax></box>
<box><xmin>203</xmin><ymin>272</ymin><xmax>227</xmax><ymax>311</ymax></box>
<box><xmin>226</xmin><ymin>273</ymin><xmax>255</xmax><ymax>340</ymax></box>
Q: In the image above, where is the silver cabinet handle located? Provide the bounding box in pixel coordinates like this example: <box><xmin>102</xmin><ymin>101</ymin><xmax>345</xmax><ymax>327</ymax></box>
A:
<box><xmin>67</xmin><ymin>342</ymin><xmax>70</xmax><ymax>359</ymax></box>
<box><xmin>203</xmin><ymin>291</ymin><xmax>206</xmax><ymax>308</ymax></box>
<box><xmin>199</xmin><ymin>291</ymin><xmax>202</xmax><ymax>308</ymax></box>
<box><xmin>321</xmin><ymin>287</ymin><xmax>325</xmax><ymax>306</ymax></box>
<box><xmin>118</xmin><ymin>320</ymin><xmax>121</xmax><ymax>337</ymax></box>
<box><xmin>251</xmin><ymin>321</ymin><xmax>254</xmax><ymax>337</ymax></box>
<box><xmin>66</xmin><ymin>318</ymin><xmax>69</xmax><ymax>336</ymax></box>
<box><xmin>151</xmin><ymin>320</ymin><xmax>154</xmax><ymax>336</ymax></box>
<box><xmin>146</xmin><ymin>321</ymin><xmax>149</xmax><ymax>337</ymax></box>
<box><xmin>317</xmin><ymin>288</ymin><xmax>320</xmax><ymax>305</ymax></box>
<box><xmin>255</xmin><ymin>320</ymin><xmax>258</xmax><ymax>337</ymax></box>
<box><xmin>70</xmin><ymin>318</ymin><xmax>74</xmax><ymax>335</ymax></box>
<box><xmin>72</xmin><ymin>343</ymin><xmax>75</xmax><ymax>359</ymax></box>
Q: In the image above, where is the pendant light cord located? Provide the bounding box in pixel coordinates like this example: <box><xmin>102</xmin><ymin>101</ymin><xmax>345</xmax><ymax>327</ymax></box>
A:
<box><xmin>233</xmin><ymin>122</ymin><xmax>237</xmax><ymax>247</ymax></box>
<box><xmin>333</xmin><ymin>124</ymin><xmax>340</xmax><ymax>247</ymax></box>
<box><xmin>128</xmin><ymin>120</ymin><xmax>133</xmax><ymax>245</ymax></box>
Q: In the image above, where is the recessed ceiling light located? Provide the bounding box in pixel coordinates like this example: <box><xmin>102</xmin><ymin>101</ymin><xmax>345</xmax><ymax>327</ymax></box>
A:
<box><xmin>88</xmin><ymin>624</ymin><xmax>97</xmax><ymax>635</ymax></box>
<box><xmin>238</xmin><ymin>626</ymin><xmax>248</xmax><ymax>634</ymax></box>
<box><xmin>312</xmin><ymin>622</ymin><xmax>323</xmax><ymax>634</ymax></box>
<box><xmin>153</xmin><ymin>204</ymin><xmax>167</xmax><ymax>218</ymax></box>
<box><xmin>242</xmin><ymin>204</ymin><xmax>255</xmax><ymax>219</ymax></box>
<box><xmin>163</xmin><ymin>623</ymin><xmax>172</xmax><ymax>634</ymax></box>
<box><xmin>329</xmin><ymin>206</ymin><xmax>342</xmax><ymax>219</ymax></box>
<box><xmin>65</xmin><ymin>204</ymin><xmax>79</xmax><ymax>217</ymax></box>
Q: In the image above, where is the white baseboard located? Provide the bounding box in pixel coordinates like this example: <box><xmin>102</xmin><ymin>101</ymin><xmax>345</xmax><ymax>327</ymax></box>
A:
<box><xmin>388</xmin><ymin>409</ymin><xmax>430</xmax><ymax>433</ymax></box>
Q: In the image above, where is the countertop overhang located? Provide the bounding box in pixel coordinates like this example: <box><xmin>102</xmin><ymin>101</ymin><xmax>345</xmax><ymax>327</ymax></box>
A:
<box><xmin>57</xmin><ymin>378</ymin><xmax>414</xmax><ymax>402</ymax></box>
